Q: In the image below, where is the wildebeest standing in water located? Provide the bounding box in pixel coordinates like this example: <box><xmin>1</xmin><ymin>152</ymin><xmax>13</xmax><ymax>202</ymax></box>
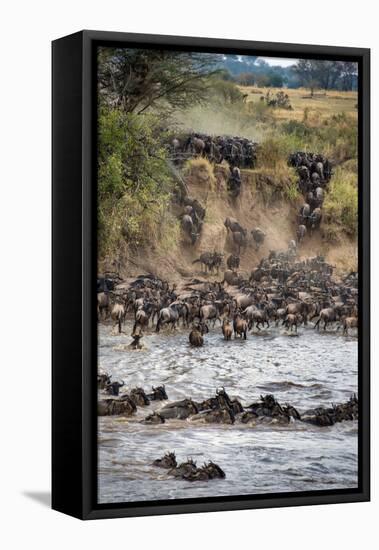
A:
<box><xmin>189</xmin><ymin>323</ymin><xmax>208</xmax><ymax>347</ymax></box>
<box><xmin>222</xmin><ymin>318</ymin><xmax>233</xmax><ymax>340</ymax></box>
<box><xmin>155</xmin><ymin>302</ymin><xmax>182</xmax><ymax>332</ymax></box>
<box><xmin>110</xmin><ymin>300</ymin><xmax>126</xmax><ymax>333</ymax></box>
<box><xmin>233</xmin><ymin>312</ymin><xmax>248</xmax><ymax>339</ymax></box>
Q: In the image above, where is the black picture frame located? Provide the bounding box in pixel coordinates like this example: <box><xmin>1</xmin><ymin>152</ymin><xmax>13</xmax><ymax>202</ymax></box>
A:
<box><xmin>52</xmin><ymin>30</ymin><xmax>370</xmax><ymax>520</ymax></box>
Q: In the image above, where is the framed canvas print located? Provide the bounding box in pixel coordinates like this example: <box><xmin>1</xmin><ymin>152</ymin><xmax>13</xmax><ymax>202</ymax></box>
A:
<box><xmin>52</xmin><ymin>30</ymin><xmax>370</xmax><ymax>519</ymax></box>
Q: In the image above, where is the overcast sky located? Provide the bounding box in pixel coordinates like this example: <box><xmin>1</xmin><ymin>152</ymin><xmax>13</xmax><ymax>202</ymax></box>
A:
<box><xmin>258</xmin><ymin>57</ymin><xmax>297</xmax><ymax>67</ymax></box>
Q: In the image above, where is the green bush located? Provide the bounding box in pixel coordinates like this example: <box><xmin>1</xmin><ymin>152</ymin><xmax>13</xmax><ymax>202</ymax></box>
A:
<box><xmin>97</xmin><ymin>108</ymin><xmax>175</xmax><ymax>258</ymax></box>
<box><xmin>323</xmin><ymin>166</ymin><xmax>358</xmax><ymax>237</ymax></box>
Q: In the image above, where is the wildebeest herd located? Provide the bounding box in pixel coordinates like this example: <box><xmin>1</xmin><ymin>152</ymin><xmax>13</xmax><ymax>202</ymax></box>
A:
<box><xmin>98</xmin><ymin>239</ymin><xmax>358</xmax><ymax>341</ymax></box>
<box><xmin>288</xmin><ymin>152</ymin><xmax>333</xmax><ymax>243</ymax></box>
<box><xmin>171</xmin><ymin>132</ymin><xmax>258</xmax><ymax>169</ymax></box>
<box><xmin>98</xmin><ymin>374</ymin><xmax>358</xmax><ymax>430</ymax></box>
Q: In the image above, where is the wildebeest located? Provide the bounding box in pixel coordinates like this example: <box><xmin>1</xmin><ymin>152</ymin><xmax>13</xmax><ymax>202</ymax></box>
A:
<box><xmin>98</xmin><ymin>395</ymin><xmax>136</xmax><ymax>416</ymax></box>
<box><xmin>147</xmin><ymin>385</ymin><xmax>168</xmax><ymax>401</ymax></box>
<box><xmin>193</xmin><ymin>252</ymin><xmax>223</xmax><ymax>273</ymax></box>
<box><xmin>190</xmin><ymin>407</ymin><xmax>235</xmax><ymax>424</ymax></box>
<box><xmin>283</xmin><ymin>313</ymin><xmax>302</xmax><ymax>332</ymax></box>
<box><xmin>111</xmin><ymin>302</ymin><xmax>126</xmax><ymax>333</ymax></box>
<box><xmin>184</xmin><ymin>461</ymin><xmax>226</xmax><ymax>481</ymax></box>
<box><xmin>169</xmin><ymin>459</ymin><xmax>198</xmax><ymax>478</ymax></box>
<box><xmin>309</xmin><ymin>208</ymin><xmax>322</xmax><ymax>232</ymax></box>
<box><xmin>341</xmin><ymin>316</ymin><xmax>358</xmax><ymax>335</ymax></box>
<box><xmin>223</xmin><ymin>269</ymin><xmax>242</xmax><ymax>286</ymax></box>
<box><xmin>132</xmin><ymin>301</ymin><xmax>154</xmax><ymax>335</ymax></box>
<box><xmin>288</xmin><ymin>239</ymin><xmax>297</xmax><ymax>255</ymax></box>
<box><xmin>159</xmin><ymin>398</ymin><xmax>199</xmax><ymax>420</ymax></box>
<box><xmin>226</xmin><ymin>254</ymin><xmax>240</xmax><ymax>271</ymax></box>
<box><xmin>189</xmin><ymin>323</ymin><xmax>208</xmax><ymax>347</ymax></box>
<box><xmin>224</xmin><ymin>217</ymin><xmax>246</xmax><ymax>235</ymax></box>
<box><xmin>299</xmin><ymin>203</ymin><xmax>311</xmax><ymax>224</ymax></box>
<box><xmin>181</xmin><ymin>214</ymin><xmax>199</xmax><ymax>245</ymax></box>
<box><xmin>232</xmin><ymin>231</ymin><xmax>247</xmax><ymax>254</ymax></box>
<box><xmin>199</xmin><ymin>302</ymin><xmax>224</xmax><ymax>325</ymax></box>
<box><xmin>98</xmin><ymin>372</ymin><xmax>111</xmax><ymax>389</ymax></box>
<box><xmin>153</xmin><ymin>452</ymin><xmax>177</xmax><ymax>468</ymax></box>
<box><xmin>251</xmin><ymin>227</ymin><xmax>266</xmax><ymax>251</ymax></box>
<box><xmin>233</xmin><ymin>312</ymin><xmax>248</xmax><ymax>339</ymax></box>
<box><xmin>104</xmin><ymin>379</ymin><xmax>125</xmax><ymax>396</ymax></box>
<box><xmin>155</xmin><ymin>302</ymin><xmax>182</xmax><ymax>332</ymax></box>
<box><xmin>296</xmin><ymin>224</ymin><xmax>307</xmax><ymax>244</ymax></box>
<box><xmin>222</xmin><ymin>318</ymin><xmax>233</xmax><ymax>340</ymax></box>
<box><xmin>314</xmin><ymin>307</ymin><xmax>341</xmax><ymax>330</ymax></box>
<box><xmin>130</xmin><ymin>387</ymin><xmax>150</xmax><ymax>406</ymax></box>
<box><xmin>189</xmin><ymin>136</ymin><xmax>205</xmax><ymax>156</ymax></box>
<box><xmin>243</xmin><ymin>305</ymin><xmax>270</xmax><ymax>331</ymax></box>
<box><xmin>141</xmin><ymin>412</ymin><xmax>165</xmax><ymax>424</ymax></box>
<box><xmin>97</xmin><ymin>292</ymin><xmax>110</xmax><ymax>320</ymax></box>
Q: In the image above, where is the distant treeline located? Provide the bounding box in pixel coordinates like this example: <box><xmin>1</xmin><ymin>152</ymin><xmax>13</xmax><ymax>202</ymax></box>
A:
<box><xmin>218</xmin><ymin>55</ymin><xmax>358</xmax><ymax>92</ymax></box>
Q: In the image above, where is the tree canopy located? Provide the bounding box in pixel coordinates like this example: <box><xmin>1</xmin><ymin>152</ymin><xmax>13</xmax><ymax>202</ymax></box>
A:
<box><xmin>98</xmin><ymin>47</ymin><xmax>218</xmax><ymax>114</ymax></box>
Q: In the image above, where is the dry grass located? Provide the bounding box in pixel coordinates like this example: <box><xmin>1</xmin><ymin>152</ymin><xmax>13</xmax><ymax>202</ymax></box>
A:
<box><xmin>183</xmin><ymin>157</ymin><xmax>216</xmax><ymax>190</ymax></box>
<box><xmin>239</xmin><ymin>86</ymin><xmax>358</xmax><ymax>123</ymax></box>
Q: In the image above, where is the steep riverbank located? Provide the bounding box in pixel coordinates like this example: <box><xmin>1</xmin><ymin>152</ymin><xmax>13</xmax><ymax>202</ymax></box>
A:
<box><xmin>99</xmin><ymin>160</ymin><xmax>357</xmax><ymax>282</ymax></box>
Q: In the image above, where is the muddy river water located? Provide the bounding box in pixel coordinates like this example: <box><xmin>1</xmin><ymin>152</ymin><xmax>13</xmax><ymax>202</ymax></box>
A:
<box><xmin>98</xmin><ymin>323</ymin><xmax>358</xmax><ymax>504</ymax></box>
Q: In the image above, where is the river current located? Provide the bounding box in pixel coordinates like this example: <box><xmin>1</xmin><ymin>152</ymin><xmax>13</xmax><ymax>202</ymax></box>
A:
<box><xmin>98</xmin><ymin>322</ymin><xmax>358</xmax><ymax>504</ymax></box>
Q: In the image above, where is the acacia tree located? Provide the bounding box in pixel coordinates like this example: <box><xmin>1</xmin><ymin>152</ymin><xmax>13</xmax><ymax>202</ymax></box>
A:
<box><xmin>98</xmin><ymin>47</ymin><xmax>218</xmax><ymax>114</ymax></box>
<box><xmin>294</xmin><ymin>59</ymin><xmax>357</xmax><ymax>94</ymax></box>
<box><xmin>338</xmin><ymin>61</ymin><xmax>358</xmax><ymax>91</ymax></box>
<box><xmin>293</xmin><ymin>59</ymin><xmax>321</xmax><ymax>96</ymax></box>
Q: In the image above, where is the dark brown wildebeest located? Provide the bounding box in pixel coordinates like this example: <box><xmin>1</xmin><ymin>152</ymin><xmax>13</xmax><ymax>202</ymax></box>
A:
<box><xmin>181</xmin><ymin>214</ymin><xmax>199</xmax><ymax>245</ymax></box>
<box><xmin>130</xmin><ymin>387</ymin><xmax>150</xmax><ymax>406</ymax></box>
<box><xmin>223</xmin><ymin>269</ymin><xmax>242</xmax><ymax>286</ymax></box>
<box><xmin>147</xmin><ymin>385</ymin><xmax>168</xmax><ymax>401</ymax></box>
<box><xmin>251</xmin><ymin>227</ymin><xmax>266</xmax><ymax>251</ymax></box>
<box><xmin>224</xmin><ymin>217</ymin><xmax>246</xmax><ymax>235</ymax></box>
<box><xmin>104</xmin><ymin>379</ymin><xmax>125</xmax><ymax>396</ymax></box>
<box><xmin>98</xmin><ymin>395</ymin><xmax>136</xmax><ymax>416</ymax></box>
<box><xmin>226</xmin><ymin>254</ymin><xmax>240</xmax><ymax>271</ymax></box>
<box><xmin>189</xmin><ymin>407</ymin><xmax>235</xmax><ymax>425</ymax></box>
<box><xmin>153</xmin><ymin>452</ymin><xmax>177</xmax><ymax>468</ymax></box>
<box><xmin>97</xmin><ymin>292</ymin><xmax>110</xmax><ymax>320</ymax></box>
<box><xmin>159</xmin><ymin>398</ymin><xmax>199</xmax><ymax>420</ymax></box>
<box><xmin>189</xmin><ymin>323</ymin><xmax>208</xmax><ymax>347</ymax></box>
<box><xmin>232</xmin><ymin>231</ymin><xmax>247</xmax><ymax>255</ymax></box>
<box><xmin>309</xmin><ymin>207</ymin><xmax>322</xmax><ymax>232</ymax></box>
<box><xmin>141</xmin><ymin>412</ymin><xmax>165</xmax><ymax>424</ymax></box>
<box><xmin>97</xmin><ymin>372</ymin><xmax>111</xmax><ymax>389</ymax></box>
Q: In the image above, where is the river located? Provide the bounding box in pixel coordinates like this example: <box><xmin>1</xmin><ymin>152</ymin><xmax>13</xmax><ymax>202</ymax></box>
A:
<box><xmin>97</xmin><ymin>322</ymin><xmax>358</xmax><ymax>504</ymax></box>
